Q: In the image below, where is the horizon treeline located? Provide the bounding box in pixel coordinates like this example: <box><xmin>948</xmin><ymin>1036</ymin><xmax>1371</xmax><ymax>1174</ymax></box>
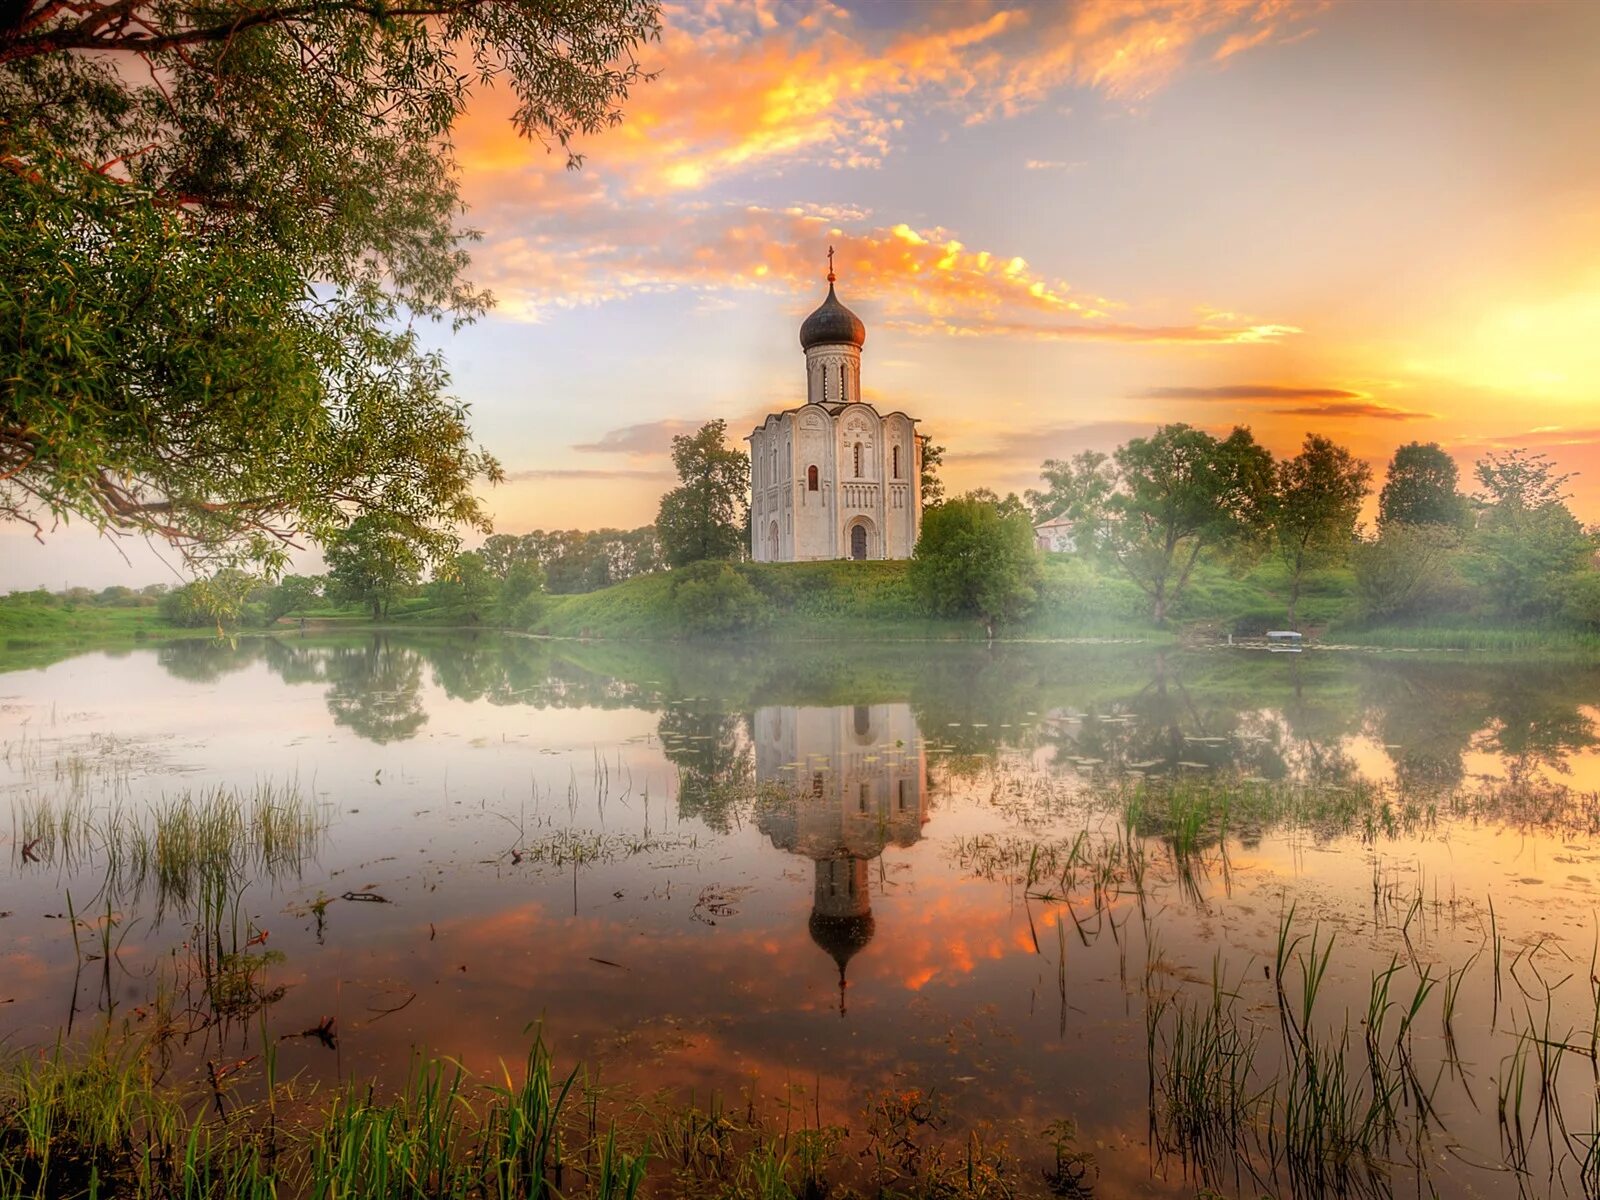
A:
<box><xmin>1009</xmin><ymin>427</ymin><xmax>1596</xmax><ymax>628</ymax></box>
<box><xmin>10</xmin><ymin>427</ymin><xmax>1599</xmax><ymax>639</ymax></box>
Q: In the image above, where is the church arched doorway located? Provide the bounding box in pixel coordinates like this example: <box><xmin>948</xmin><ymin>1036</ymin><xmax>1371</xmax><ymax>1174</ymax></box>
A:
<box><xmin>768</xmin><ymin>521</ymin><xmax>780</xmax><ymax>560</ymax></box>
<box><xmin>848</xmin><ymin>521</ymin><xmax>869</xmax><ymax>560</ymax></box>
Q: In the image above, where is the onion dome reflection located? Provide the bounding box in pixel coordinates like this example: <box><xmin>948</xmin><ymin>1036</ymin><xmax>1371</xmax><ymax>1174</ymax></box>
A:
<box><xmin>753</xmin><ymin>703</ymin><xmax>927</xmax><ymax>1015</ymax></box>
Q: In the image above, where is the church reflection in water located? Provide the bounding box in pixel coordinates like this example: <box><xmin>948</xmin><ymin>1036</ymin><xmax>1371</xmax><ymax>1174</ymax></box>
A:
<box><xmin>752</xmin><ymin>703</ymin><xmax>928</xmax><ymax>1015</ymax></box>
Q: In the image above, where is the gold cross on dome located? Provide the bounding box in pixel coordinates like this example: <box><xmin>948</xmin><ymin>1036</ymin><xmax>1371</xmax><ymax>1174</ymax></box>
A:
<box><xmin>827</xmin><ymin>245</ymin><xmax>836</xmax><ymax>282</ymax></box>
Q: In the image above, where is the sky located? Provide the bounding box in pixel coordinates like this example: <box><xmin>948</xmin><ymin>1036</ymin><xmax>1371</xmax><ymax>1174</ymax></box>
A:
<box><xmin>9</xmin><ymin>0</ymin><xmax>1600</xmax><ymax>588</ymax></box>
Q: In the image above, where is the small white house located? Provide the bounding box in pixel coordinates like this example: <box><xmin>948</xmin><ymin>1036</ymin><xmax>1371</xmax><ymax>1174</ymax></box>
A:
<box><xmin>1033</xmin><ymin>516</ymin><xmax>1077</xmax><ymax>554</ymax></box>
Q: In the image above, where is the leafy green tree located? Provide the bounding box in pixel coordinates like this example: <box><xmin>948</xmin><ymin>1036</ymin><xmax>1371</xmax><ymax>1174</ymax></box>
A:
<box><xmin>325</xmin><ymin>516</ymin><xmax>424</xmax><ymax>620</ymax></box>
<box><xmin>1352</xmin><ymin>523</ymin><xmax>1467</xmax><ymax>620</ymax></box>
<box><xmin>1026</xmin><ymin>449</ymin><xmax>1116</xmax><ymax>541</ymax></box>
<box><xmin>428</xmin><ymin>551</ymin><xmax>498</xmax><ymax>622</ymax></box>
<box><xmin>262</xmin><ymin>574</ymin><xmax>322</xmax><ymax>623</ymax></box>
<box><xmin>1467</xmin><ymin>449</ymin><xmax>1594</xmax><ymax>618</ymax></box>
<box><xmin>1</xmin><ymin>0</ymin><xmax>659</xmax><ymax>569</ymax></box>
<box><xmin>1270</xmin><ymin>434</ymin><xmax>1371</xmax><ymax>625</ymax></box>
<box><xmin>657</xmin><ymin>421</ymin><xmax>749</xmax><ymax>568</ymax></box>
<box><xmin>911</xmin><ymin>497</ymin><xmax>1040</xmax><ymax>629</ymax></box>
<box><xmin>920</xmin><ymin>440</ymin><xmax>947</xmax><ymax>508</ymax></box>
<box><xmin>958</xmin><ymin>488</ymin><xmax>1029</xmax><ymax>520</ymax></box>
<box><xmin>1102</xmin><ymin>424</ymin><xmax>1274</xmax><ymax>625</ymax></box>
<box><xmin>159</xmin><ymin>569</ymin><xmax>258</xmax><ymax>628</ymax></box>
<box><xmin>1377</xmin><ymin>442</ymin><xmax>1470</xmax><ymax>531</ymax></box>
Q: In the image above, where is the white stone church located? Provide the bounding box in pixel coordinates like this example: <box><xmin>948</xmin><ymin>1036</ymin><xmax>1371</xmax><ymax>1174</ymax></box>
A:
<box><xmin>748</xmin><ymin>262</ymin><xmax>922</xmax><ymax>561</ymax></box>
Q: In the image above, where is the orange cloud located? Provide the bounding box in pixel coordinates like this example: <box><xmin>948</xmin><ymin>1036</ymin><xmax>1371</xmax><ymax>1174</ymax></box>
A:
<box><xmin>896</xmin><ymin>314</ymin><xmax>1301</xmax><ymax>345</ymax></box>
<box><xmin>455</xmin><ymin>0</ymin><xmax>1316</xmax><ymax>201</ymax></box>
<box><xmin>1271</xmin><ymin>400</ymin><xmax>1432</xmax><ymax>421</ymax></box>
<box><xmin>470</xmin><ymin>202</ymin><xmax>1294</xmax><ymax>346</ymax></box>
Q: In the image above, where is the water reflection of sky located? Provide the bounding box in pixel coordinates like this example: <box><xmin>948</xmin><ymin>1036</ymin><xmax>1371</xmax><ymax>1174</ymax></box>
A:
<box><xmin>3</xmin><ymin>635</ymin><xmax>1600</xmax><ymax>1198</ymax></box>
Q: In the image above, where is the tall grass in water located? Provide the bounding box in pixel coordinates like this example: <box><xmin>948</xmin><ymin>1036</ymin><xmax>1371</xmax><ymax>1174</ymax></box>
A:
<box><xmin>0</xmin><ymin>1034</ymin><xmax>646</xmax><ymax>1200</ymax></box>
<box><xmin>1145</xmin><ymin>957</ymin><xmax>1262</xmax><ymax>1182</ymax></box>
<box><xmin>12</xmin><ymin>781</ymin><xmax>326</xmax><ymax>919</ymax></box>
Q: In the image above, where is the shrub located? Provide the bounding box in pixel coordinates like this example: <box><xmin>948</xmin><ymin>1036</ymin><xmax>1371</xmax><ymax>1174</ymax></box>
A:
<box><xmin>1351</xmin><ymin>524</ymin><xmax>1469</xmax><ymax>621</ymax></box>
<box><xmin>669</xmin><ymin>562</ymin><xmax>771</xmax><ymax>638</ymax></box>
<box><xmin>1562</xmin><ymin>571</ymin><xmax>1600</xmax><ymax>628</ymax></box>
<box><xmin>911</xmin><ymin>498</ymin><xmax>1040</xmax><ymax>626</ymax></box>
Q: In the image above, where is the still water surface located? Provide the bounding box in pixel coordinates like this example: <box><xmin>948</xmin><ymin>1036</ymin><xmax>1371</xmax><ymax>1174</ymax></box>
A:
<box><xmin>3</xmin><ymin>633</ymin><xmax>1600</xmax><ymax>1197</ymax></box>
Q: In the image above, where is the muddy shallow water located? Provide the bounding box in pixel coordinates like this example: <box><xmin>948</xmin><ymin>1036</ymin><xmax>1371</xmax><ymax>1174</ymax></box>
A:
<box><xmin>3</xmin><ymin>633</ymin><xmax>1599</xmax><ymax>1198</ymax></box>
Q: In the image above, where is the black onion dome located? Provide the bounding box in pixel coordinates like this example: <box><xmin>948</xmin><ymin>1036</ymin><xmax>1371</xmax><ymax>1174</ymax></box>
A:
<box><xmin>808</xmin><ymin>910</ymin><xmax>876</xmax><ymax>971</ymax></box>
<box><xmin>799</xmin><ymin>282</ymin><xmax>866</xmax><ymax>351</ymax></box>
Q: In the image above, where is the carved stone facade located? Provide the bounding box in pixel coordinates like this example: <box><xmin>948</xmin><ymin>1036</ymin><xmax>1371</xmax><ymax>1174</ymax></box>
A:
<box><xmin>747</xmin><ymin>278</ymin><xmax>922</xmax><ymax>562</ymax></box>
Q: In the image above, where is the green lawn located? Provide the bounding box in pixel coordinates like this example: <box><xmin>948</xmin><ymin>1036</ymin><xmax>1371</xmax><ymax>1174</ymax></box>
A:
<box><xmin>0</xmin><ymin>601</ymin><xmax>215</xmax><ymax>671</ymax></box>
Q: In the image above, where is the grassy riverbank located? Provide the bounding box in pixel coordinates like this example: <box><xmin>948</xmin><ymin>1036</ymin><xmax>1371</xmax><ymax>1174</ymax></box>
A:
<box><xmin>0</xmin><ymin>602</ymin><xmax>217</xmax><ymax>671</ymax></box>
<box><xmin>523</xmin><ymin>558</ymin><xmax>1600</xmax><ymax>651</ymax></box>
<box><xmin>530</xmin><ymin>559</ymin><xmax>1162</xmax><ymax>642</ymax></box>
<box><xmin>7</xmin><ymin>554</ymin><xmax>1600</xmax><ymax>669</ymax></box>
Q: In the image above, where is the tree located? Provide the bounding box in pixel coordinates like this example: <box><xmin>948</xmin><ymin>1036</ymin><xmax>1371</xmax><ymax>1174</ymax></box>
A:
<box><xmin>1467</xmin><ymin>449</ymin><xmax>1594</xmax><ymax>618</ymax></box>
<box><xmin>325</xmin><ymin>516</ymin><xmax>425</xmax><ymax>620</ymax></box>
<box><xmin>1473</xmin><ymin>447</ymin><xmax>1575</xmax><ymax>512</ymax></box>
<box><xmin>920</xmin><ymin>440</ymin><xmax>947</xmax><ymax>508</ymax></box>
<box><xmin>1</xmin><ymin>0</ymin><xmax>659</xmax><ymax>570</ymax></box>
<box><xmin>1270</xmin><ymin>434</ymin><xmax>1371</xmax><ymax>625</ymax></box>
<box><xmin>264</xmin><ymin>574</ymin><xmax>322</xmax><ymax>622</ymax></box>
<box><xmin>1352</xmin><ymin>523</ymin><xmax>1467</xmax><ymax>620</ymax></box>
<box><xmin>159</xmin><ymin>569</ymin><xmax>258</xmax><ymax>627</ymax></box>
<box><xmin>911</xmin><ymin>497</ymin><xmax>1040</xmax><ymax>629</ymax></box>
<box><xmin>1025</xmin><ymin>449</ymin><xmax>1116</xmax><ymax>541</ymax></box>
<box><xmin>959</xmin><ymin>488</ymin><xmax>1029</xmax><ymax>520</ymax></box>
<box><xmin>1101</xmin><ymin>424</ymin><xmax>1274</xmax><ymax>624</ymax></box>
<box><xmin>428</xmin><ymin>550</ymin><xmax>498</xmax><ymax>622</ymax></box>
<box><xmin>1377</xmin><ymin>443</ymin><xmax>1470</xmax><ymax>531</ymax></box>
<box><xmin>656</xmin><ymin>421</ymin><xmax>749</xmax><ymax>568</ymax></box>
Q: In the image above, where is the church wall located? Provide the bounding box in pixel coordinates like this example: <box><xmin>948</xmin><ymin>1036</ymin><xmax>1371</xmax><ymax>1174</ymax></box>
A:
<box><xmin>882</xmin><ymin>414</ymin><xmax>920</xmax><ymax>558</ymax></box>
<box><xmin>792</xmin><ymin>405</ymin><xmax>834</xmax><ymax>560</ymax></box>
<box><xmin>749</xmin><ymin>418</ymin><xmax>797</xmax><ymax>562</ymax></box>
<box><xmin>836</xmin><ymin>403</ymin><xmax>883</xmax><ymax>559</ymax></box>
<box><xmin>752</xmin><ymin>703</ymin><xmax>926</xmax><ymax>860</ymax></box>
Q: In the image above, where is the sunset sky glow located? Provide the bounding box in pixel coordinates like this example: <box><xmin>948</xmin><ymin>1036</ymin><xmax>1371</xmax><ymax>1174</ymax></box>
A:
<box><xmin>9</xmin><ymin>0</ymin><xmax>1600</xmax><ymax>586</ymax></box>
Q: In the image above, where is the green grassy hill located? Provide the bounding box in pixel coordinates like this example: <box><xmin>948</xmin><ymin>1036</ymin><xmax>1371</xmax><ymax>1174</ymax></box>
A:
<box><xmin>0</xmin><ymin>598</ymin><xmax>212</xmax><ymax>670</ymax></box>
<box><xmin>529</xmin><ymin>558</ymin><xmax>1162</xmax><ymax>642</ymax></box>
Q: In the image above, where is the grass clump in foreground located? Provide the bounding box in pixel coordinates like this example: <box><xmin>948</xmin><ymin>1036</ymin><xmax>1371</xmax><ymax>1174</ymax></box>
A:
<box><xmin>0</xmin><ymin>1035</ymin><xmax>644</xmax><ymax>1200</ymax></box>
<box><xmin>0</xmin><ymin>1033</ymin><xmax>1076</xmax><ymax>1200</ymax></box>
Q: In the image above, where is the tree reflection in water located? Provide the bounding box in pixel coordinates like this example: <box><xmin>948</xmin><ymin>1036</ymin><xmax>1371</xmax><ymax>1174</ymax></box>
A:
<box><xmin>322</xmin><ymin>636</ymin><xmax>428</xmax><ymax>743</ymax></box>
<box><xmin>141</xmin><ymin>634</ymin><xmax>1600</xmax><ymax>792</ymax></box>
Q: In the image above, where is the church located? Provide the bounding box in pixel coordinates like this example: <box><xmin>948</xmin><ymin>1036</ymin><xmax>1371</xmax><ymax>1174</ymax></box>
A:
<box><xmin>748</xmin><ymin>255</ymin><xmax>923</xmax><ymax>562</ymax></box>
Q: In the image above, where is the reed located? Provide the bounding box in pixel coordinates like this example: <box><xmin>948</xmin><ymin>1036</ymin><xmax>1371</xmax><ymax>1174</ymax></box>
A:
<box><xmin>12</xmin><ymin>781</ymin><xmax>327</xmax><ymax>922</ymax></box>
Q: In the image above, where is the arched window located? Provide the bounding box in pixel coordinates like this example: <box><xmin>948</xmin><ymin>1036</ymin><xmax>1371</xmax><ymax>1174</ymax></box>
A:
<box><xmin>892</xmin><ymin>445</ymin><xmax>901</xmax><ymax>479</ymax></box>
<box><xmin>854</xmin><ymin>705</ymin><xmax>870</xmax><ymax>736</ymax></box>
<box><xmin>839</xmin><ymin>363</ymin><xmax>847</xmax><ymax>400</ymax></box>
<box><xmin>807</xmin><ymin>465</ymin><xmax>819</xmax><ymax>491</ymax></box>
<box><xmin>853</xmin><ymin>442</ymin><xmax>862</xmax><ymax>477</ymax></box>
